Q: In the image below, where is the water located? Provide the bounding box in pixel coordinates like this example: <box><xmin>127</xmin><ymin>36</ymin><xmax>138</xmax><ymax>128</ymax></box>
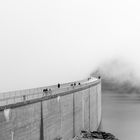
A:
<box><xmin>102</xmin><ymin>91</ymin><xmax>140</xmax><ymax>140</ymax></box>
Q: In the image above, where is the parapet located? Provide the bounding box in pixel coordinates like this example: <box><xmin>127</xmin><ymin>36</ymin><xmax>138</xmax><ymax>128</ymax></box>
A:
<box><xmin>0</xmin><ymin>77</ymin><xmax>100</xmax><ymax>110</ymax></box>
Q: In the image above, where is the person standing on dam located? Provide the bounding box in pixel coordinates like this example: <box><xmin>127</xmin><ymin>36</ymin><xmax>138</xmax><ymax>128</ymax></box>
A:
<box><xmin>58</xmin><ymin>83</ymin><xmax>60</xmax><ymax>88</ymax></box>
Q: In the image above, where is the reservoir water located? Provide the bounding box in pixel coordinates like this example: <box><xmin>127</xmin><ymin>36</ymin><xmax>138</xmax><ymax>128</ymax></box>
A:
<box><xmin>102</xmin><ymin>91</ymin><xmax>140</xmax><ymax>140</ymax></box>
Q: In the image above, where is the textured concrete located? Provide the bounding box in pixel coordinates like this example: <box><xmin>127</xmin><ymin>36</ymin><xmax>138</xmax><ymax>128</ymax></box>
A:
<box><xmin>61</xmin><ymin>94</ymin><xmax>73</xmax><ymax>140</ymax></box>
<box><xmin>0</xmin><ymin>102</ymin><xmax>41</xmax><ymax>140</ymax></box>
<box><xmin>97</xmin><ymin>84</ymin><xmax>102</xmax><ymax>127</ymax></box>
<box><xmin>73</xmin><ymin>91</ymin><xmax>83</xmax><ymax>136</ymax></box>
<box><xmin>82</xmin><ymin>89</ymin><xmax>90</xmax><ymax>131</ymax></box>
<box><xmin>89</xmin><ymin>86</ymin><xmax>98</xmax><ymax>131</ymax></box>
<box><xmin>43</xmin><ymin>98</ymin><xmax>61</xmax><ymax>140</ymax></box>
<box><xmin>0</xmin><ymin>78</ymin><xmax>101</xmax><ymax>140</ymax></box>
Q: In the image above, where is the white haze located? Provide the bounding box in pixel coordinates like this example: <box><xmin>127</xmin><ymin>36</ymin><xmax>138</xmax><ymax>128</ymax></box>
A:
<box><xmin>0</xmin><ymin>0</ymin><xmax>140</xmax><ymax>92</ymax></box>
<box><xmin>94</xmin><ymin>58</ymin><xmax>140</xmax><ymax>87</ymax></box>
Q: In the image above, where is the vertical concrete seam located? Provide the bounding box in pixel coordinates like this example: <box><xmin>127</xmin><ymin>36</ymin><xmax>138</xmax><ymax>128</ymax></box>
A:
<box><xmin>58</xmin><ymin>96</ymin><xmax>62</xmax><ymax>136</ymax></box>
<box><xmin>82</xmin><ymin>91</ymin><xmax>84</xmax><ymax>129</ymax></box>
<box><xmin>97</xmin><ymin>83</ymin><xmax>103</xmax><ymax>131</ymax></box>
<box><xmin>40</xmin><ymin>101</ymin><xmax>44</xmax><ymax>140</ymax></box>
<box><xmin>96</xmin><ymin>86</ymin><xmax>98</xmax><ymax>130</ymax></box>
<box><xmin>73</xmin><ymin>93</ymin><xmax>75</xmax><ymax>137</ymax></box>
<box><xmin>59</xmin><ymin>96</ymin><xmax>62</xmax><ymax>137</ymax></box>
<box><xmin>11</xmin><ymin>130</ymin><xmax>14</xmax><ymax>140</ymax></box>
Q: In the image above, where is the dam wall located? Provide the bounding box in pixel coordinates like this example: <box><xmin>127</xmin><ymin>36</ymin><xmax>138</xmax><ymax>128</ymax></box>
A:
<box><xmin>0</xmin><ymin>78</ymin><xmax>101</xmax><ymax>140</ymax></box>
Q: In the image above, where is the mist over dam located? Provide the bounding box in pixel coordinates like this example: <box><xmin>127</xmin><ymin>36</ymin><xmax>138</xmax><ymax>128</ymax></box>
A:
<box><xmin>0</xmin><ymin>77</ymin><xmax>101</xmax><ymax>140</ymax></box>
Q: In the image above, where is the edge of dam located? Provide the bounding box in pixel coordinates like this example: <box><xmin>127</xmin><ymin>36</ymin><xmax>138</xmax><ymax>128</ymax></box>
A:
<box><xmin>0</xmin><ymin>77</ymin><xmax>102</xmax><ymax>140</ymax></box>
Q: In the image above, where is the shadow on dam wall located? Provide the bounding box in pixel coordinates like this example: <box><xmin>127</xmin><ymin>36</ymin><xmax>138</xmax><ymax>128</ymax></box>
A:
<box><xmin>0</xmin><ymin>79</ymin><xmax>101</xmax><ymax>140</ymax></box>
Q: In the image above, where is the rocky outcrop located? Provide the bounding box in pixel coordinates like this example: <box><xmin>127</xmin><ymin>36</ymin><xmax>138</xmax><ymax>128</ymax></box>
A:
<box><xmin>72</xmin><ymin>130</ymin><xmax>119</xmax><ymax>140</ymax></box>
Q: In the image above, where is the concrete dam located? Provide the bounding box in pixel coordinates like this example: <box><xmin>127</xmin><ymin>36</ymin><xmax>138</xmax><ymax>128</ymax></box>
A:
<box><xmin>0</xmin><ymin>77</ymin><xmax>101</xmax><ymax>140</ymax></box>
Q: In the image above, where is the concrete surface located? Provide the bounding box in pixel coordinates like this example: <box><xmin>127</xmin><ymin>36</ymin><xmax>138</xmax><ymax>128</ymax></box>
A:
<box><xmin>0</xmin><ymin>78</ymin><xmax>101</xmax><ymax>140</ymax></box>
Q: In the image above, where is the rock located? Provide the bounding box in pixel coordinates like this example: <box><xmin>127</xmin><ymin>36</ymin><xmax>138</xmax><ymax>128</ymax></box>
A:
<box><xmin>80</xmin><ymin>130</ymin><xmax>119</xmax><ymax>140</ymax></box>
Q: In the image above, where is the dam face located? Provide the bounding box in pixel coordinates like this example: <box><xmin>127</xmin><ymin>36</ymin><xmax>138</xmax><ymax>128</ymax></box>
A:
<box><xmin>0</xmin><ymin>78</ymin><xmax>101</xmax><ymax>140</ymax></box>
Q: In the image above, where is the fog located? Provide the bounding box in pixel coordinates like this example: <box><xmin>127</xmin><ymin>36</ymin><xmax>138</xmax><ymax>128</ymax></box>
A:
<box><xmin>92</xmin><ymin>58</ymin><xmax>139</xmax><ymax>83</ymax></box>
<box><xmin>0</xmin><ymin>0</ymin><xmax>140</xmax><ymax>92</ymax></box>
<box><xmin>91</xmin><ymin>58</ymin><xmax>140</xmax><ymax>93</ymax></box>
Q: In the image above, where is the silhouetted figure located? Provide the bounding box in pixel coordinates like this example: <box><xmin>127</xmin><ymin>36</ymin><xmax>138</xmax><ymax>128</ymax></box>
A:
<box><xmin>74</xmin><ymin>83</ymin><xmax>76</xmax><ymax>86</ymax></box>
<box><xmin>58</xmin><ymin>83</ymin><xmax>60</xmax><ymax>88</ymax></box>
<box><xmin>98</xmin><ymin>76</ymin><xmax>101</xmax><ymax>79</ymax></box>
<box><xmin>23</xmin><ymin>95</ymin><xmax>26</xmax><ymax>101</ymax></box>
<box><xmin>78</xmin><ymin>82</ymin><xmax>81</xmax><ymax>85</ymax></box>
<box><xmin>43</xmin><ymin>88</ymin><xmax>48</xmax><ymax>96</ymax></box>
<box><xmin>43</xmin><ymin>88</ymin><xmax>48</xmax><ymax>92</ymax></box>
<box><xmin>71</xmin><ymin>83</ymin><xmax>73</xmax><ymax>86</ymax></box>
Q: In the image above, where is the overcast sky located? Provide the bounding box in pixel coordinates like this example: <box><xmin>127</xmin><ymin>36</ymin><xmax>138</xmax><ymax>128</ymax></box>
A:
<box><xmin>0</xmin><ymin>0</ymin><xmax>140</xmax><ymax>92</ymax></box>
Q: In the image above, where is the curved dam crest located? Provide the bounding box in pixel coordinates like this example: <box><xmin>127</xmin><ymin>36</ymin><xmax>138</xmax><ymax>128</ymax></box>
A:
<box><xmin>0</xmin><ymin>77</ymin><xmax>101</xmax><ymax>140</ymax></box>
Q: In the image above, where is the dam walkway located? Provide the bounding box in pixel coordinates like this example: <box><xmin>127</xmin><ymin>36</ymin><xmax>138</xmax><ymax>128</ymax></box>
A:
<box><xmin>0</xmin><ymin>77</ymin><xmax>99</xmax><ymax>109</ymax></box>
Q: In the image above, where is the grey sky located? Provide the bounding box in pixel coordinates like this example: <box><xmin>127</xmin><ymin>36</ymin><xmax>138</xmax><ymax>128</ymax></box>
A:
<box><xmin>0</xmin><ymin>0</ymin><xmax>140</xmax><ymax>92</ymax></box>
